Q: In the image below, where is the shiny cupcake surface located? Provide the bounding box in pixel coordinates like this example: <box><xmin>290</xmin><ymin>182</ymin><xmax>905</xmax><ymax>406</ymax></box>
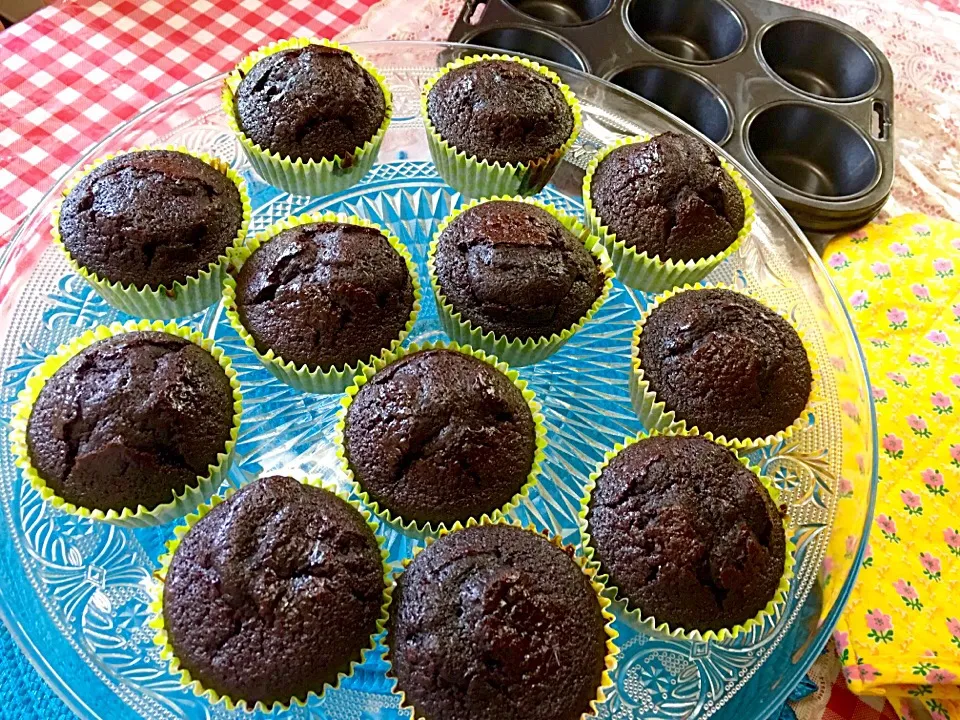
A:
<box><xmin>388</xmin><ymin>524</ymin><xmax>607</xmax><ymax>720</ymax></box>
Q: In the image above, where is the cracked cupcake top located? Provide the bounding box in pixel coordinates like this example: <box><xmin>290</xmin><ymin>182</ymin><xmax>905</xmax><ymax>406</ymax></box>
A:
<box><xmin>434</xmin><ymin>200</ymin><xmax>603</xmax><ymax>341</ymax></box>
<box><xmin>343</xmin><ymin>349</ymin><xmax>536</xmax><ymax>525</ymax></box>
<box><xmin>427</xmin><ymin>59</ymin><xmax>574</xmax><ymax>166</ymax></box>
<box><xmin>637</xmin><ymin>287</ymin><xmax>812</xmax><ymax>440</ymax></box>
<box><xmin>234</xmin><ymin>221</ymin><xmax>415</xmax><ymax>371</ymax></box>
<box><xmin>58</xmin><ymin>149</ymin><xmax>244</xmax><ymax>288</ymax></box>
<box><xmin>162</xmin><ymin>476</ymin><xmax>385</xmax><ymax>706</ymax></box>
<box><xmin>25</xmin><ymin>331</ymin><xmax>234</xmax><ymax>512</ymax></box>
<box><xmin>586</xmin><ymin>435</ymin><xmax>786</xmax><ymax>632</ymax></box>
<box><xmin>589</xmin><ymin>132</ymin><xmax>745</xmax><ymax>263</ymax></box>
<box><xmin>388</xmin><ymin>524</ymin><xmax>607</xmax><ymax>720</ymax></box>
<box><xmin>234</xmin><ymin>45</ymin><xmax>386</xmax><ymax>163</ymax></box>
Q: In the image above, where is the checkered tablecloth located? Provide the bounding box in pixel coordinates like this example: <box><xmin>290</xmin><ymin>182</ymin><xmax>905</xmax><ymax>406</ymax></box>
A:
<box><xmin>0</xmin><ymin>0</ymin><xmax>377</xmax><ymax>245</ymax></box>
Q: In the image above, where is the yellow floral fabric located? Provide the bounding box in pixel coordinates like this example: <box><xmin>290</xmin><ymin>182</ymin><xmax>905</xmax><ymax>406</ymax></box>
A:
<box><xmin>825</xmin><ymin>214</ymin><xmax>960</xmax><ymax>720</ymax></box>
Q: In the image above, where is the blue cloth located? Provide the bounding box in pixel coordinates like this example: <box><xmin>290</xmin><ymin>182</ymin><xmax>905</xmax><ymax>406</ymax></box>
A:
<box><xmin>0</xmin><ymin>623</ymin><xmax>72</xmax><ymax>719</ymax></box>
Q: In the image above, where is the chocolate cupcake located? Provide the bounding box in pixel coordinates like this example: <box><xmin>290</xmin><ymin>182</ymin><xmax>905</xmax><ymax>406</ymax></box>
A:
<box><xmin>12</xmin><ymin>325</ymin><xmax>241</xmax><ymax>525</ymax></box>
<box><xmin>583</xmin><ymin>133</ymin><xmax>752</xmax><ymax>292</ymax></box>
<box><xmin>54</xmin><ymin>148</ymin><xmax>249</xmax><ymax>318</ymax></box>
<box><xmin>224</xmin><ymin>214</ymin><xmax>420</xmax><ymax>393</ymax></box>
<box><xmin>584</xmin><ymin>434</ymin><xmax>788</xmax><ymax>635</ymax></box>
<box><xmin>388</xmin><ymin>524</ymin><xmax>610</xmax><ymax>720</ymax></box>
<box><xmin>422</xmin><ymin>55</ymin><xmax>581</xmax><ymax>197</ymax></box>
<box><xmin>159</xmin><ymin>476</ymin><xmax>387</xmax><ymax>708</ymax></box>
<box><xmin>340</xmin><ymin>346</ymin><xmax>543</xmax><ymax>529</ymax></box>
<box><xmin>224</xmin><ymin>38</ymin><xmax>391</xmax><ymax>196</ymax></box>
<box><xmin>634</xmin><ymin>286</ymin><xmax>813</xmax><ymax>443</ymax></box>
<box><xmin>429</xmin><ymin>198</ymin><xmax>612</xmax><ymax>366</ymax></box>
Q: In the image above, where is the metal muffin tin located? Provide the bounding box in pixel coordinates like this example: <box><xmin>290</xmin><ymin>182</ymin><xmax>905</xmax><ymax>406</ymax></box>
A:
<box><xmin>447</xmin><ymin>0</ymin><xmax>895</xmax><ymax>232</ymax></box>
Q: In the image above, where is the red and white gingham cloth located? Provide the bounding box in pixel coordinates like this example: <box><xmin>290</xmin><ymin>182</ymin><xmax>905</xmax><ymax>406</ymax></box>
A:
<box><xmin>0</xmin><ymin>0</ymin><xmax>378</xmax><ymax>245</ymax></box>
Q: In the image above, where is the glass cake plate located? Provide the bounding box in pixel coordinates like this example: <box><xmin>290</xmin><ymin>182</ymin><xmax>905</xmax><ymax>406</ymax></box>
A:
<box><xmin>0</xmin><ymin>40</ymin><xmax>877</xmax><ymax>720</ymax></box>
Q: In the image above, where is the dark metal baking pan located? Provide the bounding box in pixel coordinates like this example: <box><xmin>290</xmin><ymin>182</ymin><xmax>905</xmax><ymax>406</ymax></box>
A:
<box><xmin>448</xmin><ymin>0</ymin><xmax>895</xmax><ymax>233</ymax></box>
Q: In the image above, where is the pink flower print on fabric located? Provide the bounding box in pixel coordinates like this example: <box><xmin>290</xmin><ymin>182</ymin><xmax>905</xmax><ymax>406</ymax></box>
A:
<box><xmin>834</xmin><ymin>630</ymin><xmax>850</xmax><ymax>663</ymax></box>
<box><xmin>951</xmin><ymin>374</ymin><xmax>960</xmax><ymax>389</ymax></box>
<box><xmin>866</xmin><ymin>609</ymin><xmax>894</xmax><ymax>643</ymax></box>
<box><xmin>845</xmin><ymin>664</ymin><xmax>883</xmax><ymax>683</ymax></box>
<box><xmin>953</xmin><ymin>304</ymin><xmax>960</xmax><ymax>323</ymax></box>
<box><xmin>877</xmin><ymin>514</ymin><xmax>900</xmax><ymax>543</ymax></box>
<box><xmin>908</xmin><ymin>353</ymin><xmax>930</xmax><ymax>367</ymax></box>
<box><xmin>948</xmin><ymin>618</ymin><xmax>960</xmax><ymax>649</ymax></box>
<box><xmin>838</xmin><ymin>477</ymin><xmax>854</xmax><ymax>499</ymax></box>
<box><xmin>882</xmin><ymin>434</ymin><xmax>904</xmax><ymax>459</ymax></box>
<box><xmin>849</xmin><ymin>290</ymin><xmax>870</xmax><ymax>309</ymax></box>
<box><xmin>926</xmin><ymin>669</ymin><xmax>958</xmax><ymax>685</ymax></box>
<box><xmin>893</xmin><ymin>579</ymin><xmax>922</xmax><ymax>610</ymax></box>
<box><xmin>927</xmin><ymin>330</ymin><xmax>949</xmax><ymax>346</ymax></box>
<box><xmin>912</xmin><ymin>283</ymin><xmax>932</xmax><ymax>302</ymax></box>
<box><xmin>872</xmin><ymin>261</ymin><xmax>892</xmax><ymax>279</ymax></box>
<box><xmin>887</xmin><ymin>308</ymin><xmax>908</xmax><ymax>330</ymax></box>
<box><xmin>920</xmin><ymin>552</ymin><xmax>942</xmax><ymax>581</ymax></box>
<box><xmin>945</xmin><ymin>528</ymin><xmax>960</xmax><ymax>557</ymax></box>
<box><xmin>829</xmin><ymin>252</ymin><xmax>850</xmax><ymax>270</ymax></box>
<box><xmin>922</xmin><ymin>468</ymin><xmax>947</xmax><ymax>496</ymax></box>
<box><xmin>932</xmin><ymin>392</ymin><xmax>953</xmax><ymax>415</ymax></box>
<box><xmin>907</xmin><ymin>415</ymin><xmax>931</xmax><ymax>438</ymax></box>
<box><xmin>891</xmin><ymin>242</ymin><xmax>913</xmax><ymax>258</ymax></box>
<box><xmin>912</xmin><ymin>223</ymin><xmax>931</xmax><ymax>236</ymax></box>
<box><xmin>887</xmin><ymin>372</ymin><xmax>909</xmax><ymax>388</ymax></box>
<box><xmin>873</xmin><ymin>386</ymin><xmax>889</xmax><ymax>403</ymax></box>
<box><xmin>951</xmin><ymin>444</ymin><xmax>960</xmax><ymax>468</ymax></box>
<box><xmin>901</xmin><ymin>489</ymin><xmax>923</xmax><ymax>515</ymax></box>
<box><xmin>850</xmin><ymin>228</ymin><xmax>868</xmax><ymax>243</ymax></box>
<box><xmin>841</xmin><ymin>400</ymin><xmax>860</xmax><ymax>423</ymax></box>
<box><xmin>934</xmin><ymin>258</ymin><xmax>954</xmax><ymax>278</ymax></box>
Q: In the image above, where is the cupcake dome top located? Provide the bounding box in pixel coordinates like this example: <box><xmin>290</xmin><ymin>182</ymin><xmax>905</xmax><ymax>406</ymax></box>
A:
<box><xmin>234</xmin><ymin>221</ymin><xmax>414</xmax><ymax>371</ymax></box>
<box><xmin>434</xmin><ymin>200</ymin><xmax>603</xmax><ymax>341</ymax></box>
<box><xmin>427</xmin><ymin>59</ymin><xmax>574</xmax><ymax>166</ymax></box>
<box><xmin>589</xmin><ymin>132</ymin><xmax>745</xmax><ymax>263</ymax></box>
<box><xmin>234</xmin><ymin>44</ymin><xmax>386</xmax><ymax>163</ymax></box>
<box><xmin>587</xmin><ymin>434</ymin><xmax>786</xmax><ymax>631</ymax></box>
<box><xmin>162</xmin><ymin>476</ymin><xmax>385</xmax><ymax>706</ymax></box>
<box><xmin>638</xmin><ymin>287</ymin><xmax>812</xmax><ymax>439</ymax></box>
<box><xmin>344</xmin><ymin>349</ymin><xmax>536</xmax><ymax>526</ymax></box>
<box><xmin>389</xmin><ymin>524</ymin><xmax>607</xmax><ymax>720</ymax></box>
<box><xmin>57</xmin><ymin>149</ymin><xmax>244</xmax><ymax>288</ymax></box>
<box><xmin>25</xmin><ymin>331</ymin><xmax>234</xmax><ymax>513</ymax></box>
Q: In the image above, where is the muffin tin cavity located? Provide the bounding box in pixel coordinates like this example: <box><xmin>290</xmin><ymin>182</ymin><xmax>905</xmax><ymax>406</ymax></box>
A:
<box><xmin>759</xmin><ymin>20</ymin><xmax>879</xmax><ymax>100</ymax></box>
<box><xmin>507</xmin><ymin>0</ymin><xmax>612</xmax><ymax>24</ymax></box>
<box><xmin>625</xmin><ymin>0</ymin><xmax>745</xmax><ymax>63</ymax></box>
<box><xmin>461</xmin><ymin>26</ymin><xmax>588</xmax><ymax>70</ymax></box>
<box><xmin>608</xmin><ymin>65</ymin><xmax>731</xmax><ymax>143</ymax></box>
<box><xmin>450</xmin><ymin>0</ymin><xmax>894</xmax><ymax>232</ymax></box>
<box><xmin>747</xmin><ymin>103</ymin><xmax>879</xmax><ymax>199</ymax></box>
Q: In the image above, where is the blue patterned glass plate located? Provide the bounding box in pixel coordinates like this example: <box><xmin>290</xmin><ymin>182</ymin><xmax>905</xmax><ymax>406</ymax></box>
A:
<box><xmin>0</xmin><ymin>41</ymin><xmax>877</xmax><ymax>720</ymax></box>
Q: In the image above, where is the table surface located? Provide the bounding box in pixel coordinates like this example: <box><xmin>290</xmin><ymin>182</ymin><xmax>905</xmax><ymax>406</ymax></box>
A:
<box><xmin>0</xmin><ymin>0</ymin><xmax>958</xmax><ymax>718</ymax></box>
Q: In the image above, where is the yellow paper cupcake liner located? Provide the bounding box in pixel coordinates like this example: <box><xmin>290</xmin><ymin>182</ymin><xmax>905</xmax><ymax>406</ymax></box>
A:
<box><xmin>51</xmin><ymin>145</ymin><xmax>252</xmax><ymax>320</ymax></box>
<box><xmin>223</xmin><ymin>37</ymin><xmax>392</xmax><ymax>197</ymax></box>
<box><xmin>421</xmin><ymin>54</ymin><xmax>582</xmax><ymax>198</ymax></box>
<box><xmin>578</xmin><ymin>428</ymin><xmax>796</xmax><ymax>643</ymax></box>
<box><xmin>582</xmin><ymin>134</ymin><xmax>755</xmax><ymax>293</ymax></box>
<box><xmin>146</xmin><ymin>474</ymin><xmax>393</xmax><ymax>714</ymax></box>
<box><xmin>8</xmin><ymin>319</ymin><xmax>243</xmax><ymax>527</ymax></box>
<box><xmin>427</xmin><ymin>195</ymin><xmax>614</xmax><ymax>367</ymax></box>
<box><xmin>334</xmin><ymin>340</ymin><xmax>548</xmax><ymax>535</ymax></box>
<box><xmin>386</xmin><ymin>517</ymin><xmax>618</xmax><ymax>720</ymax></box>
<box><xmin>223</xmin><ymin>211</ymin><xmax>422</xmax><ymax>394</ymax></box>
<box><xmin>630</xmin><ymin>283</ymin><xmax>822</xmax><ymax>451</ymax></box>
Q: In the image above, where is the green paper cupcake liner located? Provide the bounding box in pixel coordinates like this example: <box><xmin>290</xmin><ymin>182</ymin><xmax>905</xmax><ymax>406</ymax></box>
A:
<box><xmin>223</xmin><ymin>37</ymin><xmax>392</xmax><ymax>197</ymax></box>
<box><xmin>582</xmin><ymin>134</ymin><xmax>755</xmax><ymax>293</ymax></box>
<box><xmin>51</xmin><ymin>146</ymin><xmax>252</xmax><ymax>319</ymax></box>
<box><xmin>223</xmin><ymin>211</ymin><xmax>422</xmax><ymax>394</ymax></box>
<box><xmin>578</xmin><ymin>428</ymin><xmax>797</xmax><ymax>643</ymax></box>
<box><xmin>427</xmin><ymin>195</ymin><xmax>614</xmax><ymax>367</ymax></box>
<box><xmin>147</xmin><ymin>474</ymin><xmax>393</xmax><ymax>713</ymax></box>
<box><xmin>9</xmin><ymin>319</ymin><xmax>243</xmax><ymax>527</ymax></box>
<box><xmin>630</xmin><ymin>282</ymin><xmax>822</xmax><ymax>451</ymax></box>
<box><xmin>386</xmin><ymin>517</ymin><xmax>619</xmax><ymax>720</ymax></box>
<box><xmin>421</xmin><ymin>54</ymin><xmax>582</xmax><ymax>198</ymax></box>
<box><xmin>334</xmin><ymin>340</ymin><xmax>548</xmax><ymax>535</ymax></box>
